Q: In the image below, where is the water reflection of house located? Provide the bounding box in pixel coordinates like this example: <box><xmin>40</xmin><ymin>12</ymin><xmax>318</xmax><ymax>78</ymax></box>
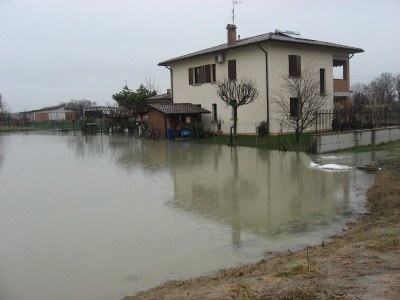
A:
<box><xmin>170</xmin><ymin>146</ymin><xmax>353</xmax><ymax>245</ymax></box>
<box><xmin>21</xmin><ymin>104</ymin><xmax>77</xmax><ymax>122</ymax></box>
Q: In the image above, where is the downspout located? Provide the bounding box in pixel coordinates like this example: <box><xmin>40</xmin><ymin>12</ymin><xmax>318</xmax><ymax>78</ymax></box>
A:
<box><xmin>164</xmin><ymin>66</ymin><xmax>173</xmax><ymax>103</ymax></box>
<box><xmin>347</xmin><ymin>54</ymin><xmax>354</xmax><ymax>106</ymax></box>
<box><xmin>257</xmin><ymin>44</ymin><xmax>270</xmax><ymax>133</ymax></box>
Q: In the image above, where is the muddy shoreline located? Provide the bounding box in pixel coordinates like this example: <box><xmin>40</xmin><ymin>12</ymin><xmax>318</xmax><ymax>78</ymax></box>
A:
<box><xmin>125</xmin><ymin>164</ymin><xmax>400</xmax><ymax>300</ymax></box>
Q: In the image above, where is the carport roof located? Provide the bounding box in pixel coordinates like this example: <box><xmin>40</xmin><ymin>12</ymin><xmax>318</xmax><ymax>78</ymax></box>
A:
<box><xmin>148</xmin><ymin>103</ymin><xmax>210</xmax><ymax>115</ymax></box>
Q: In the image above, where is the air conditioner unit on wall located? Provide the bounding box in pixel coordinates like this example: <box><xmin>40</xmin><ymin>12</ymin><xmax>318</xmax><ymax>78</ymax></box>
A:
<box><xmin>214</xmin><ymin>53</ymin><xmax>225</xmax><ymax>63</ymax></box>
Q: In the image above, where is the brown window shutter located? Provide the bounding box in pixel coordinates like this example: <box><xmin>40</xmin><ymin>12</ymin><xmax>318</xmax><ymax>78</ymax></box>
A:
<box><xmin>188</xmin><ymin>68</ymin><xmax>193</xmax><ymax>85</ymax></box>
<box><xmin>290</xmin><ymin>97</ymin><xmax>299</xmax><ymax>117</ymax></box>
<box><xmin>205</xmin><ymin>64</ymin><xmax>211</xmax><ymax>83</ymax></box>
<box><xmin>289</xmin><ymin>56</ymin><xmax>295</xmax><ymax>76</ymax></box>
<box><xmin>320</xmin><ymin>68</ymin><xmax>325</xmax><ymax>95</ymax></box>
<box><xmin>289</xmin><ymin>55</ymin><xmax>301</xmax><ymax>77</ymax></box>
<box><xmin>194</xmin><ymin>67</ymin><xmax>200</xmax><ymax>84</ymax></box>
<box><xmin>212</xmin><ymin>64</ymin><xmax>216</xmax><ymax>82</ymax></box>
<box><xmin>200</xmin><ymin>65</ymin><xmax>205</xmax><ymax>83</ymax></box>
<box><xmin>228</xmin><ymin>60</ymin><xmax>236</xmax><ymax>80</ymax></box>
<box><xmin>296</xmin><ymin>56</ymin><xmax>301</xmax><ymax>76</ymax></box>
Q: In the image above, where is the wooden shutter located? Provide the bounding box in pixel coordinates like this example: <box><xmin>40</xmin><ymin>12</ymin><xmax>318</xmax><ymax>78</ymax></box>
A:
<box><xmin>205</xmin><ymin>64</ymin><xmax>211</xmax><ymax>83</ymax></box>
<box><xmin>290</xmin><ymin>98</ymin><xmax>299</xmax><ymax>117</ymax></box>
<box><xmin>296</xmin><ymin>56</ymin><xmax>301</xmax><ymax>76</ymax></box>
<box><xmin>320</xmin><ymin>69</ymin><xmax>325</xmax><ymax>95</ymax></box>
<box><xmin>200</xmin><ymin>65</ymin><xmax>205</xmax><ymax>83</ymax></box>
<box><xmin>188</xmin><ymin>68</ymin><xmax>193</xmax><ymax>85</ymax></box>
<box><xmin>289</xmin><ymin>55</ymin><xmax>301</xmax><ymax>77</ymax></box>
<box><xmin>212</xmin><ymin>64</ymin><xmax>216</xmax><ymax>82</ymax></box>
<box><xmin>228</xmin><ymin>60</ymin><xmax>236</xmax><ymax>80</ymax></box>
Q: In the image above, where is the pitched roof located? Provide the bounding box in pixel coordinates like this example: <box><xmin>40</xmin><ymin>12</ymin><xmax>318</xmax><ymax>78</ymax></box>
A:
<box><xmin>158</xmin><ymin>32</ymin><xmax>364</xmax><ymax>66</ymax></box>
<box><xmin>147</xmin><ymin>92</ymin><xmax>172</xmax><ymax>103</ymax></box>
<box><xmin>30</xmin><ymin>104</ymin><xmax>66</xmax><ymax>112</ymax></box>
<box><xmin>148</xmin><ymin>103</ymin><xmax>210</xmax><ymax>115</ymax></box>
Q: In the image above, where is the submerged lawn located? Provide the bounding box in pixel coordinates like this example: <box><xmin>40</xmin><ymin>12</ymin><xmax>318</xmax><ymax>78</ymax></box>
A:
<box><xmin>198</xmin><ymin>132</ymin><xmax>400</xmax><ymax>153</ymax></box>
<box><xmin>125</xmin><ymin>144</ymin><xmax>400</xmax><ymax>300</ymax></box>
<box><xmin>0</xmin><ymin>125</ymin><xmax>37</xmax><ymax>132</ymax></box>
<box><xmin>198</xmin><ymin>133</ymin><xmax>313</xmax><ymax>152</ymax></box>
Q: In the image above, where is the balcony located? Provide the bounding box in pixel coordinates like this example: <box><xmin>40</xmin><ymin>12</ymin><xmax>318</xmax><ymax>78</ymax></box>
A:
<box><xmin>333</xmin><ymin>79</ymin><xmax>348</xmax><ymax>93</ymax></box>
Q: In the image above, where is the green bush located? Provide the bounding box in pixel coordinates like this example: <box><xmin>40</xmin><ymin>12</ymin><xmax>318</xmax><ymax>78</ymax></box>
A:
<box><xmin>256</xmin><ymin>121</ymin><xmax>268</xmax><ymax>136</ymax></box>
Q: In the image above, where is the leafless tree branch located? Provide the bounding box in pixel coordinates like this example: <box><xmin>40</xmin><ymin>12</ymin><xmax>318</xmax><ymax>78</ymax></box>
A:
<box><xmin>216</xmin><ymin>77</ymin><xmax>259</xmax><ymax>144</ymax></box>
<box><xmin>273</xmin><ymin>64</ymin><xmax>329</xmax><ymax>142</ymax></box>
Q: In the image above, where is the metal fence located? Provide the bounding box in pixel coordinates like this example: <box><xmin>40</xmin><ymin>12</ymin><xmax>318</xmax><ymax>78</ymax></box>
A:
<box><xmin>315</xmin><ymin>109</ymin><xmax>400</xmax><ymax>133</ymax></box>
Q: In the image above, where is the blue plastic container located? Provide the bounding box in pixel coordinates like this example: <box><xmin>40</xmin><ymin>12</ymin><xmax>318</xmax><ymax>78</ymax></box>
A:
<box><xmin>167</xmin><ymin>128</ymin><xmax>175</xmax><ymax>140</ymax></box>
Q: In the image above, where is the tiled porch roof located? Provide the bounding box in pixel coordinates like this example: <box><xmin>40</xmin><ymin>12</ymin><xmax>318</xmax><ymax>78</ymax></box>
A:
<box><xmin>148</xmin><ymin>103</ymin><xmax>210</xmax><ymax>115</ymax></box>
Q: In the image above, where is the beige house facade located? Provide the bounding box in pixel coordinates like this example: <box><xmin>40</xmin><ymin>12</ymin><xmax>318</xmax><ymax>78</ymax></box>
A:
<box><xmin>159</xmin><ymin>25</ymin><xmax>363</xmax><ymax>134</ymax></box>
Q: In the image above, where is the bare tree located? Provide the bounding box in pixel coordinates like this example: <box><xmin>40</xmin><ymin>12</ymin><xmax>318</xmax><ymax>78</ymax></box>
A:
<box><xmin>396</xmin><ymin>74</ymin><xmax>400</xmax><ymax>103</ymax></box>
<box><xmin>273</xmin><ymin>65</ymin><xmax>329</xmax><ymax>143</ymax></box>
<box><xmin>351</xmin><ymin>83</ymin><xmax>371</xmax><ymax>111</ymax></box>
<box><xmin>0</xmin><ymin>94</ymin><xmax>10</xmax><ymax>125</ymax></box>
<box><xmin>367</xmin><ymin>72</ymin><xmax>396</xmax><ymax>108</ymax></box>
<box><xmin>216</xmin><ymin>77</ymin><xmax>259</xmax><ymax>145</ymax></box>
<box><xmin>143</xmin><ymin>74</ymin><xmax>161</xmax><ymax>94</ymax></box>
<box><xmin>64</xmin><ymin>99</ymin><xmax>97</xmax><ymax>120</ymax></box>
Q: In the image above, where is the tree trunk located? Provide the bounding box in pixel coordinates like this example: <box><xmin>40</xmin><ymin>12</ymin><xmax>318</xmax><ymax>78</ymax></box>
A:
<box><xmin>233</xmin><ymin>107</ymin><xmax>238</xmax><ymax>146</ymax></box>
<box><xmin>295</xmin><ymin>129</ymin><xmax>300</xmax><ymax>143</ymax></box>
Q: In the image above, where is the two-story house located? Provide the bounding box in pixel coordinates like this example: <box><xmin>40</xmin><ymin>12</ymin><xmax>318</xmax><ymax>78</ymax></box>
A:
<box><xmin>158</xmin><ymin>24</ymin><xmax>363</xmax><ymax>134</ymax></box>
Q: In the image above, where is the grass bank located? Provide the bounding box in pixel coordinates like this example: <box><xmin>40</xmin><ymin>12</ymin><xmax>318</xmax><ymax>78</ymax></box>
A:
<box><xmin>125</xmin><ymin>144</ymin><xmax>400</xmax><ymax>300</ymax></box>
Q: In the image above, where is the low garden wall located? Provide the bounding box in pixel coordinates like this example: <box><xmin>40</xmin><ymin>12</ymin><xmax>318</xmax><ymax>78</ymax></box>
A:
<box><xmin>312</xmin><ymin>127</ymin><xmax>400</xmax><ymax>153</ymax></box>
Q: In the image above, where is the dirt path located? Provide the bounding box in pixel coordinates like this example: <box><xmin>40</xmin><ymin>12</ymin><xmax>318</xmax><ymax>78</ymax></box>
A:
<box><xmin>125</xmin><ymin>165</ymin><xmax>400</xmax><ymax>300</ymax></box>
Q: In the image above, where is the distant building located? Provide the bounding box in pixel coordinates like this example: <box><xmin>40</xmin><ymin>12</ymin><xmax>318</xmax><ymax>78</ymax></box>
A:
<box><xmin>20</xmin><ymin>104</ymin><xmax>77</xmax><ymax>121</ymax></box>
<box><xmin>146</xmin><ymin>89</ymin><xmax>172</xmax><ymax>104</ymax></box>
<box><xmin>158</xmin><ymin>24</ymin><xmax>364</xmax><ymax>134</ymax></box>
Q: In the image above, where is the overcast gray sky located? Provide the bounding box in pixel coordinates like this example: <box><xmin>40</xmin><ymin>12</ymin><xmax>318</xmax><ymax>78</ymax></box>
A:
<box><xmin>1</xmin><ymin>0</ymin><xmax>399</xmax><ymax>112</ymax></box>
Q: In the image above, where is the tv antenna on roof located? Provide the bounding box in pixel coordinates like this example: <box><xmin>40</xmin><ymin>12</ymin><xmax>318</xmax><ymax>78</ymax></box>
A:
<box><xmin>232</xmin><ymin>0</ymin><xmax>242</xmax><ymax>24</ymax></box>
<box><xmin>275</xmin><ymin>29</ymin><xmax>301</xmax><ymax>36</ymax></box>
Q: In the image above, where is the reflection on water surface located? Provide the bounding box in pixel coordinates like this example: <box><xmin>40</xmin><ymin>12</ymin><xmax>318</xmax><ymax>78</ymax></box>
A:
<box><xmin>0</xmin><ymin>132</ymin><xmax>376</xmax><ymax>300</ymax></box>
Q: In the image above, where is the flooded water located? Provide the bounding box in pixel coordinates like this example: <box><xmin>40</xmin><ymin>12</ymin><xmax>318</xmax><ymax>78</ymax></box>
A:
<box><xmin>0</xmin><ymin>132</ymin><xmax>382</xmax><ymax>300</ymax></box>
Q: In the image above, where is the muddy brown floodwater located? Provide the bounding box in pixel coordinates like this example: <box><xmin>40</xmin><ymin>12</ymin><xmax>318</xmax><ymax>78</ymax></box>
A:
<box><xmin>0</xmin><ymin>132</ymin><xmax>393</xmax><ymax>300</ymax></box>
<box><xmin>126</xmin><ymin>164</ymin><xmax>400</xmax><ymax>300</ymax></box>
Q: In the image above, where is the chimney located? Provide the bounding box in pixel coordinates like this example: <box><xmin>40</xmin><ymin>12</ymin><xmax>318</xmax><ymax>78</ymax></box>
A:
<box><xmin>226</xmin><ymin>24</ymin><xmax>237</xmax><ymax>46</ymax></box>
